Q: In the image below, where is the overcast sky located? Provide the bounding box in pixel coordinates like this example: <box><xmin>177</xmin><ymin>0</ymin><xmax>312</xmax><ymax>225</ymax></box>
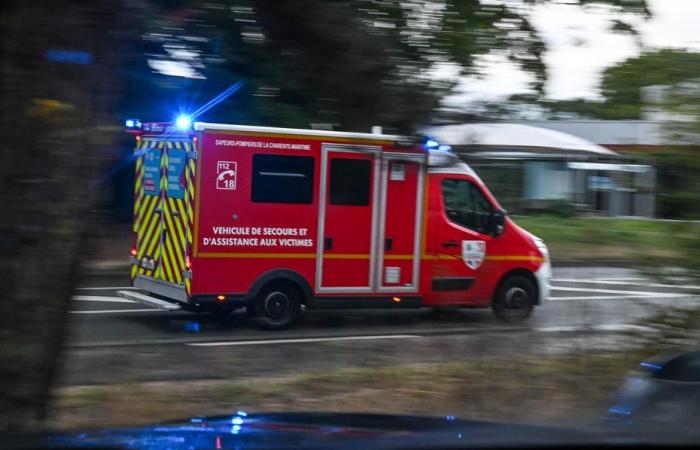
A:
<box><xmin>447</xmin><ymin>0</ymin><xmax>700</xmax><ymax>105</ymax></box>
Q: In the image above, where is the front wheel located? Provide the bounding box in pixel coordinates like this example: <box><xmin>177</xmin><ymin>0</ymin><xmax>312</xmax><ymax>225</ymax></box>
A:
<box><xmin>492</xmin><ymin>275</ymin><xmax>535</xmax><ymax>323</ymax></box>
<box><xmin>249</xmin><ymin>282</ymin><xmax>302</xmax><ymax>330</ymax></box>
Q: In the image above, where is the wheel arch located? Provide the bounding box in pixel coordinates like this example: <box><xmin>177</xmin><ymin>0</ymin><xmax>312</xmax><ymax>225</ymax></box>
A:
<box><xmin>248</xmin><ymin>269</ymin><xmax>313</xmax><ymax>305</ymax></box>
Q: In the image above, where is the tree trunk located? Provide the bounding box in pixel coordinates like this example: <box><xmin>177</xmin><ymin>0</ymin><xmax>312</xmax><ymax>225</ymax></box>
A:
<box><xmin>0</xmin><ymin>0</ymin><xmax>127</xmax><ymax>431</ymax></box>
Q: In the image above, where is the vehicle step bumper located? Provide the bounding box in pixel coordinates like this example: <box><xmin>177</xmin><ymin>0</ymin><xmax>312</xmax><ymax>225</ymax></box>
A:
<box><xmin>116</xmin><ymin>290</ymin><xmax>182</xmax><ymax>311</ymax></box>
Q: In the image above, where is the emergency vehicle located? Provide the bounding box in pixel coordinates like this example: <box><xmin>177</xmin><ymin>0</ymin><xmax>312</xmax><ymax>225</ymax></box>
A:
<box><xmin>118</xmin><ymin>120</ymin><xmax>551</xmax><ymax>329</ymax></box>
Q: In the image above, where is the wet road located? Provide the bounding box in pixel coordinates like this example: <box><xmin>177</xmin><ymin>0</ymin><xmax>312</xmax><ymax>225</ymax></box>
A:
<box><xmin>69</xmin><ymin>267</ymin><xmax>700</xmax><ymax>346</ymax></box>
<box><xmin>59</xmin><ymin>266</ymin><xmax>700</xmax><ymax>386</ymax></box>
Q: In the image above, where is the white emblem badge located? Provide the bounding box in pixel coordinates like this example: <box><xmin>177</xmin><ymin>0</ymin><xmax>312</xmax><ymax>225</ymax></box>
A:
<box><xmin>462</xmin><ymin>240</ymin><xmax>486</xmax><ymax>269</ymax></box>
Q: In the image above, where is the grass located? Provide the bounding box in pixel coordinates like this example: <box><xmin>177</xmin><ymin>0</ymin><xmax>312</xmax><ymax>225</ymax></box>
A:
<box><xmin>49</xmin><ymin>303</ymin><xmax>700</xmax><ymax>431</ymax></box>
<box><xmin>513</xmin><ymin>215</ymin><xmax>697</xmax><ymax>263</ymax></box>
<box><xmin>50</xmin><ymin>349</ymin><xmax>656</xmax><ymax>430</ymax></box>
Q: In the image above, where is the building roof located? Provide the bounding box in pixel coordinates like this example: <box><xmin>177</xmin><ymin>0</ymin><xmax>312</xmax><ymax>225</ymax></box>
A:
<box><xmin>510</xmin><ymin>120</ymin><xmax>663</xmax><ymax>146</ymax></box>
<box><xmin>426</xmin><ymin>123</ymin><xmax>618</xmax><ymax>157</ymax></box>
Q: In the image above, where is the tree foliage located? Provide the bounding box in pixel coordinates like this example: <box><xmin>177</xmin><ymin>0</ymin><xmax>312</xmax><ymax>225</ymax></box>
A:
<box><xmin>140</xmin><ymin>0</ymin><xmax>650</xmax><ymax>132</ymax></box>
<box><xmin>599</xmin><ymin>49</ymin><xmax>700</xmax><ymax>119</ymax></box>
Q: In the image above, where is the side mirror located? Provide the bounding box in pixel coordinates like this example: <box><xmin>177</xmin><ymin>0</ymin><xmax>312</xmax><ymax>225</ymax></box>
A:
<box><xmin>492</xmin><ymin>209</ymin><xmax>506</xmax><ymax>237</ymax></box>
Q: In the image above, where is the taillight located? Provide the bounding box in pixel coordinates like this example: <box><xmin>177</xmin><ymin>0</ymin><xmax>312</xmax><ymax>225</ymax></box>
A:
<box><xmin>130</xmin><ymin>247</ymin><xmax>138</xmax><ymax>257</ymax></box>
<box><xmin>185</xmin><ymin>256</ymin><xmax>192</xmax><ymax>269</ymax></box>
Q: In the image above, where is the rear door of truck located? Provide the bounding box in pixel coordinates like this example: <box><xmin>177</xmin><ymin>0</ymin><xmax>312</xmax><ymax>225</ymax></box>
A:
<box><xmin>132</xmin><ymin>137</ymin><xmax>195</xmax><ymax>295</ymax></box>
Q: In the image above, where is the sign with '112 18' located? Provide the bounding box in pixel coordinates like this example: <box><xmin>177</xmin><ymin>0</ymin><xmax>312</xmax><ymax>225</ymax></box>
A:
<box><xmin>216</xmin><ymin>161</ymin><xmax>237</xmax><ymax>190</ymax></box>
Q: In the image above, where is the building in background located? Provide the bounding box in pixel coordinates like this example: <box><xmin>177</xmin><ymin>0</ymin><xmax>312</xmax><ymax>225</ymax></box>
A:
<box><xmin>427</xmin><ymin>123</ymin><xmax>656</xmax><ymax>217</ymax></box>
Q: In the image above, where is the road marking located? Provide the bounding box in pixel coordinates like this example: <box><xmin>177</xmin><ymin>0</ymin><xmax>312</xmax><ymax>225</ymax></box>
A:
<box><xmin>71</xmin><ymin>324</ymin><xmax>660</xmax><ymax>348</ymax></box>
<box><xmin>75</xmin><ymin>286</ymin><xmax>137</xmax><ymax>291</ymax></box>
<box><xmin>552</xmin><ymin>278</ymin><xmax>700</xmax><ymax>290</ymax></box>
<box><xmin>187</xmin><ymin>334</ymin><xmax>420</xmax><ymax>347</ymax></box>
<box><xmin>548</xmin><ymin>294</ymin><xmax>696</xmax><ymax>301</ymax></box>
<box><xmin>535</xmin><ymin>324</ymin><xmax>655</xmax><ymax>333</ymax></box>
<box><xmin>71</xmin><ymin>295</ymin><xmax>135</xmax><ymax>303</ymax></box>
<box><xmin>69</xmin><ymin>308</ymin><xmax>160</xmax><ymax>314</ymax></box>
<box><xmin>550</xmin><ymin>286</ymin><xmax>675</xmax><ymax>296</ymax></box>
<box><xmin>551</xmin><ymin>277</ymin><xmax>644</xmax><ymax>283</ymax></box>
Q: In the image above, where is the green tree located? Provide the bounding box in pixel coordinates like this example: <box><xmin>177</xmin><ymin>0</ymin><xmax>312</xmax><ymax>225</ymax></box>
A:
<box><xmin>532</xmin><ymin>49</ymin><xmax>700</xmax><ymax>120</ymax></box>
<box><xmin>600</xmin><ymin>49</ymin><xmax>700</xmax><ymax>119</ymax></box>
<box><xmin>0</xmin><ymin>0</ymin><xmax>652</xmax><ymax>432</ymax></box>
<box><xmin>142</xmin><ymin>0</ymin><xmax>650</xmax><ymax>132</ymax></box>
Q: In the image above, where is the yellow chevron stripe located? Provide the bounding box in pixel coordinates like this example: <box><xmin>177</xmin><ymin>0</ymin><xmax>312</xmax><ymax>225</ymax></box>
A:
<box><xmin>138</xmin><ymin>196</ymin><xmax>158</xmax><ymax>241</ymax></box>
<box><xmin>162</xmin><ymin>199</ymin><xmax>185</xmax><ymax>283</ymax></box>
<box><xmin>163</xmin><ymin>199</ymin><xmax>185</xmax><ymax>253</ymax></box>
<box><xmin>175</xmin><ymin>200</ymin><xmax>188</xmax><ymax>245</ymax></box>
<box><xmin>138</xmin><ymin>192</ymin><xmax>155</xmax><ymax>223</ymax></box>
<box><xmin>144</xmin><ymin>218</ymin><xmax>162</xmax><ymax>257</ymax></box>
<box><xmin>139</xmin><ymin>208</ymin><xmax>161</xmax><ymax>257</ymax></box>
<box><xmin>161</xmin><ymin>236</ymin><xmax>177</xmax><ymax>282</ymax></box>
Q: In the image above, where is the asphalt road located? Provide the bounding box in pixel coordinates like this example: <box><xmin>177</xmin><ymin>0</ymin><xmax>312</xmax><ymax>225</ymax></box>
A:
<box><xmin>58</xmin><ymin>266</ymin><xmax>700</xmax><ymax>386</ymax></box>
<box><xmin>69</xmin><ymin>266</ymin><xmax>700</xmax><ymax>345</ymax></box>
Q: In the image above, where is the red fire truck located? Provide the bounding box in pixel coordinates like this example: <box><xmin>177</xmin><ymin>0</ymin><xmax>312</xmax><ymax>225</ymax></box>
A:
<box><xmin>118</xmin><ymin>120</ymin><xmax>551</xmax><ymax>329</ymax></box>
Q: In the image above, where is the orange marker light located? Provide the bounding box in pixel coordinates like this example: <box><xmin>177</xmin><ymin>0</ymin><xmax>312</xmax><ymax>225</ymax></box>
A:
<box><xmin>185</xmin><ymin>256</ymin><xmax>192</xmax><ymax>269</ymax></box>
<box><xmin>392</xmin><ymin>296</ymin><xmax>401</xmax><ymax>303</ymax></box>
<box><xmin>216</xmin><ymin>295</ymin><xmax>226</xmax><ymax>302</ymax></box>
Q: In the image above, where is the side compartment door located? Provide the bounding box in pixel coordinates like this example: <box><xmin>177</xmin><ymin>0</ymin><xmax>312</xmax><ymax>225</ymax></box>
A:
<box><xmin>317</xmin><ymin>146</ymin><xmax>379</xmax><ymax>292</ymax></box>
<box><xmin>377</xmin><ymin>155</ymin><xmax>424</xmax><ymax>292</ymax></box>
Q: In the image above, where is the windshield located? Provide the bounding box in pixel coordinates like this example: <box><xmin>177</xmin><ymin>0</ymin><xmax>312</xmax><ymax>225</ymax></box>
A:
<box><xmin>3</xmin><ymin>0</ymin><xmax>700</xmax><ymax>446</ymax></box>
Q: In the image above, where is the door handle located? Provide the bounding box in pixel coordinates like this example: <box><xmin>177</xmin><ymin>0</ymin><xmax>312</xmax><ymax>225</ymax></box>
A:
<box><xmin>385</xmin><ymin>238</ymin><xmax>393</xmax><ymax>251</ymax></box>
<box><xmin>324</xmin><ymin>237</ymin><xmax>333</xmax><ymax>251</ymax></box>
<box><xmin>442</xmin><ymin>240</ymin><xmax>459</xmax><ymax>248</ymax></box>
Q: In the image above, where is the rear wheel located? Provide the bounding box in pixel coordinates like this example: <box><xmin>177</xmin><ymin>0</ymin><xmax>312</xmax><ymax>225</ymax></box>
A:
<box><xmin>492</xmin><ymin>275</ymin><xmax>535</xmax><ymax>322</ymax></box>
<box><xmin>249</xmin><ymin>282</ymin><xmax>302</xmax><ymax>330</ymax></box>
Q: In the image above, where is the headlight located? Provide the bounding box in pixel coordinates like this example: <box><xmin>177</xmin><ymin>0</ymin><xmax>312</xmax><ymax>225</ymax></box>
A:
<box><xmin>532</xmin><ymin>237</ymin><xmax>549</xmax><ymax>261</ymax></box>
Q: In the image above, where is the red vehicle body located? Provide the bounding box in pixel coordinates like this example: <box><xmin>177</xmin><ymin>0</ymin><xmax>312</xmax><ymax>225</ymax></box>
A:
<box><xmin>118</xmin><ymin>122</ymin><xmax>551</xmax><ymax>328</ymax></box>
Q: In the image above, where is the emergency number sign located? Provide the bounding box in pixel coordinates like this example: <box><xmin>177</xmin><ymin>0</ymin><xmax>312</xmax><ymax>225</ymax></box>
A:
<box><xmin>216</xmin><ymin>161</ymin><xmax>237</xmax><ymax>190</ymax></box>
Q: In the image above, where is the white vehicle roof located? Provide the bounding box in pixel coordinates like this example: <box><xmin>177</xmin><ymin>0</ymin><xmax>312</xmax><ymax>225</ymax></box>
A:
<box><xmin>427</xmin><ymin>150</ymin><xmax>481</xmax><ymax>180</ymax></box>
<box><xmin>194</xmin><ymin>122</ymin><xmax>401</xmax><ymax>142</ymax></box>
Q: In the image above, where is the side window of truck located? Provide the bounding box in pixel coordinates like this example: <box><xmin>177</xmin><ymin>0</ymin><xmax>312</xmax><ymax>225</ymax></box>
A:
<box><xmin>251</xmin><ymin>154</ymin><xmax>314</xmax><ymax>204</ymax></box>
<box><xmin>442</xmin><ymin>179</ymin><xmax>493</xmax><ymax>234</ymax></box>
<box><xmin>329</xmin><ymin>158</ymin><xmax>371</xmax><ymax>206</ymax></box>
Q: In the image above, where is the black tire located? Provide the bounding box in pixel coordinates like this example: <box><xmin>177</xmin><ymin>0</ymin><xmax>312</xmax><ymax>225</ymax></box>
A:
<box><xmin>249</xmin><ymin>282</ymin><xmax>302</xmax><ymax>330</ymax></box>
<box><xmin>492</xmin><ymin>275</ymin><xmax>535</xmax><ymax>323</ymax></box>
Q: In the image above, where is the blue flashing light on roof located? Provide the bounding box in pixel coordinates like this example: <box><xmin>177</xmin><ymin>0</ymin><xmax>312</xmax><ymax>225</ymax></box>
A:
<box><xmin>175</xmin><ymin>114</ymin><xmax>192</xmax><ymax>130</ymax></box>
<box><xmin>125</xmin><ymin>118</ymin><xmax>141</xmax><ymax>129</ymax></box>
<box><xmin>424</xmin><ymin>137</ymin><xmax>440</xmax><ymax>150</ymax></box>
<box><xmin>438</xmin><ymin>144</ymin><xmax>452</xmax><ymax>152</ymax></box>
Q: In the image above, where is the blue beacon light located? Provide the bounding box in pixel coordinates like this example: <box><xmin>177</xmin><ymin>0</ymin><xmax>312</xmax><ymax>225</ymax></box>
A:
<box><xmin>125</xmin><ymin>118</ymin><xmax>141</xmax><ymax>129</ymax></box>
<box><xmin>175</xmin><ymin>115</ymin><xmax>192</xmax><ymax>130</ymax></box>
